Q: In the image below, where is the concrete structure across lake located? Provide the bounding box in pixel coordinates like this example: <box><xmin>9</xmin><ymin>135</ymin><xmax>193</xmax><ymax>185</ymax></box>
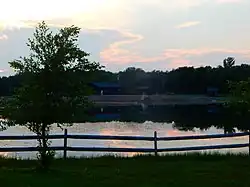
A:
<box><xmin>88</xmin><ymin>95</ymin><xmax>227</xmax><ymax>106</ymax></box>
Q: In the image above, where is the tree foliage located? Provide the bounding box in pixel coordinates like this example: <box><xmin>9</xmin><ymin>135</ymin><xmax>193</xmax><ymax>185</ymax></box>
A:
<box><xmin>2</xmin><ymin>59</ymin><xmax>250</xmax><ymax>96</ymax></box>
<box><xmin>1</xmin><ymin>21</ymin><xmax>101</xmax><ymax>169</ymax></box>
<box><xmin>223</xmin><ymin>57</ymin><xmax>235</xmax><ymax>68</ymax></box>
<box><xmin>226</xmin><ymin>78</ymin><xmax>250</xmax><ymax>119</ymax></box>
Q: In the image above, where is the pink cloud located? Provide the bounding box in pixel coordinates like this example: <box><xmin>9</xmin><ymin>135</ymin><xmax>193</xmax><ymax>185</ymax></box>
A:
<box><xmin>162</xmin><ymin>48</ymin><xmax>250</xmax><ymax>62</ymax></box>
<box><xmin>100</xmin><ymin>30</ymin><xmax>250</xmax><ymax>69</ymax></box>
<box><xmin>101</xmin><ymin>41</ymin><xmax>250</xmax><ymax>69</ymax></box>
<box><xmin>161</xmin><ymin>58</ymin><xmax>192</xmax><ymax>70</ymax></box>
<box><xmin>0</xmin><ymin>69</ymin><xmax>7</xmax><ymax>73</ymax></box>
<box><xmin>100</xmin><ymin>30</ymin><xmax>146</xmax><ymax>64</ymax></box>
<box><xmin>0</xmin><ymin>34</ymin><xmax>8</xmax><ymax>40</ymax></box>
<box><xmin>170</xmin><ymin>59</ymin><xmax>191</xmax><ymax>68</ymax></box>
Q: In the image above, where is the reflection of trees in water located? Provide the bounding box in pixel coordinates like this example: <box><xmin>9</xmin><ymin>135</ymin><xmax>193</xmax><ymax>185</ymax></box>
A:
<box><xmin>85</xmin><ymin>105</ymin><xmax>250</xmax><ymax>132</ymax></box>
<box><xmin>166</xmin><ymin>105</ymin><xmax>249</xmax><ymax>132</ymax></box>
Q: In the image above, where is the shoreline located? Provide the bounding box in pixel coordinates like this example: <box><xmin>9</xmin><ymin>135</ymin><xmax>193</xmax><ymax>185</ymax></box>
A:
<box><xmin>88</xmin><ymin>95</ymin><xmax>227</xmax><ymax>106</ymax></box>
<box><xmin>0</xmin><ymin>95</ymin><xmax>228</xmax><ymax>107</ymax></box>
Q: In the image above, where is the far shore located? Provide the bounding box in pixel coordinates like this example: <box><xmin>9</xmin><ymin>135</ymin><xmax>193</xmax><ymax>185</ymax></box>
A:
<box><xmin>88</xmin><ymin>94</ymin><xmax>227</xmax><ymax>106</ymax></box>
<box><xmin>0</xmin><ymin>94</ymin><xmax>228</xmax><ymax>107</ymax></box>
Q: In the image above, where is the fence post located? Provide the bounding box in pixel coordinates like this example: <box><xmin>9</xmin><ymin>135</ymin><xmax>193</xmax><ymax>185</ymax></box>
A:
<box><xmin>248</xmin><ymin>130</ymin><xmax>250</xmax><ymax>156</ymax></box>
<box><xmin>154</xmin><ymin>131</ymin><xmax>158</xmax><ymax>156</ymax></box>
<box><xmin>64</xmin><ymin>129</ymin><xmax>68</xmax><ymax>160</ymax></box>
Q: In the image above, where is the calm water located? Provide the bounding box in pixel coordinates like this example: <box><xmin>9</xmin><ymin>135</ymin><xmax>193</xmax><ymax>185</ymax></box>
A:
<box><xmin>0</xmin><ymin>105</ymin><xmax>249</xmax><ymax>158</ymax></box>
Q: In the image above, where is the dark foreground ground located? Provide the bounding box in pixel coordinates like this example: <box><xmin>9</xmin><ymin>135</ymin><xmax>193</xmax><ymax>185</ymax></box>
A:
<box><xmin>0</xmin><ymin>153</ymin><xmax>249</xmax><ymax>187</ymax></box>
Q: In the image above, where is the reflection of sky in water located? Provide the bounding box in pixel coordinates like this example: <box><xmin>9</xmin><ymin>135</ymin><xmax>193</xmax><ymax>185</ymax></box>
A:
<box><xmin>0</xmin><ymin>121</ymin><xmax>248</xmax><ymax>159</ymax></box>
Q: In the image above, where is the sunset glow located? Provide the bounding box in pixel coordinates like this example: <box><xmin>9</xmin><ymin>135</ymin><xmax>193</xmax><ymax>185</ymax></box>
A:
<box><xmin>1</xmin><ymin>0</ymin><xmax>250</xmax><ymax>74</ymax></box>
<box><xmin>0</xmin><ymin>0</ymin><xmax>120</xmax><ymax>29</ymax></box>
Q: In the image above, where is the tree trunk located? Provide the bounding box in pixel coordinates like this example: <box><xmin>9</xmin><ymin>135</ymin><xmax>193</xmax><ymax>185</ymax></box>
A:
<box><xmin>40</xmin><ymin>123</ymin><xmax>48</xmax><ymax>170</ymax></box>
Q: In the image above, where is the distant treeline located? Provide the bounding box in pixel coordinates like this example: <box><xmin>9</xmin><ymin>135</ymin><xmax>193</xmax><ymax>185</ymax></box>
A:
<box><xmin>1</xmin><ymin>61</ymin><xmax>250</xmax><ymax>96</ymax></box>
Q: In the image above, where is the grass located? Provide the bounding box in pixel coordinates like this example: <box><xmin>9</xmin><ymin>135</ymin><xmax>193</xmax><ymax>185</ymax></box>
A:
<box><xmin>0</xmin><ymin>153</ymin><xmax>250</xmax><ymax>187</ymax></box>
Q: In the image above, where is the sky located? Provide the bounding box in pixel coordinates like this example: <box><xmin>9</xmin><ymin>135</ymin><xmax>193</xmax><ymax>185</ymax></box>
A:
<box><xmin>1</xmin><ymin>0</ymin><xmax>250</xmax><ymax>76</ymax></box>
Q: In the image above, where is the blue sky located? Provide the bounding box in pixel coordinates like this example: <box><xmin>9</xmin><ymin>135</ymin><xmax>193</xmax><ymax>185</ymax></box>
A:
<box><xmin>1</xmin><ymin>0</ymin><xmax>250</xmax><ymax>76</ymax></box>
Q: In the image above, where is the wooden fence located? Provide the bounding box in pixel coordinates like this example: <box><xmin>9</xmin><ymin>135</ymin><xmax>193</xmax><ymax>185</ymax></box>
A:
<box><xmin>0</xmin><ymin>129</ymin><xmax>249</xmax><ymax>159</ymax></box>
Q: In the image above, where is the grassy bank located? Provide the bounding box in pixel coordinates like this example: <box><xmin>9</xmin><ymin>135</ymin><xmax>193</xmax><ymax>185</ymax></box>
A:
<box><xmin>0</xmin><ymin>153</ymin><xmax>249</xmax><ymax>187</ymax></box>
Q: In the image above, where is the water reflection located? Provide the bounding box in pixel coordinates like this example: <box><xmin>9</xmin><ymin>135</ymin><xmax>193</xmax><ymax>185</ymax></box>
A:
<box><xmin>0</xmin><ymin>121</ymin><xmax>248</xmax><ymax>159</ymax></box>
<box><xmin>0</xmin><ymin>152</ymin><xmax>8</xmax><ymax>157</ymax></box>
<box><xmin>0</xmin><ymin>105</ymin><xmax>249</xmax><ymax>159</ymax></box>
<box><xmin>87</xmin><ymin>105</ymin><xmax>250</xmax><ymax>132</ymax></box>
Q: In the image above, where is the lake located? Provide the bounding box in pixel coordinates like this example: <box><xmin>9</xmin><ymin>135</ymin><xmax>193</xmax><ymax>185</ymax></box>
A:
<box><xmin>0</xmin><ymin>105</ymin><xmax>249</xmax><ymax>158</ymax></box>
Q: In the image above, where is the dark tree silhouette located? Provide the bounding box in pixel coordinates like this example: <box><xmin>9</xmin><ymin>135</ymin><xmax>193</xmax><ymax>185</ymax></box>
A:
<box><xmin>1</xmin><ymin>58</ymin><xmax>250</xmax><ymax>96</ymax></box>
<box><xmin>1</xmin><ymin>21</ymin><xmax>101</xmax><ymax>169</ymax></box>
<box><xmin>223</xmin><ymin>57</ymin><xmax>235</xmax><ymax>68</ymax></box>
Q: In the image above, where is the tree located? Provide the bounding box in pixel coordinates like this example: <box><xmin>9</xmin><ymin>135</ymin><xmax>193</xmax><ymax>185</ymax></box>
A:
<box><xmin>2</xmin><ymin>21</ymin><xmax>101</xmax><ymax>169</ymax></box>
<box><xmin>225</xmin><ymin>78</ymin><xmax>250</xmax><ymax>132</ymax></box>
<box><xmin>227</xmin><ymin>78</ymin><xmax>250</xmax><ymax>110</ymax></box>
<box><xmin>3</xmin><ymin>59</ymin><xmax>250</xmax><ymax>96</ymax></box>
<box><xmin>223</xmin><ymin>57</ymin><xmax>235</xmax><ymax>68</ymax></box>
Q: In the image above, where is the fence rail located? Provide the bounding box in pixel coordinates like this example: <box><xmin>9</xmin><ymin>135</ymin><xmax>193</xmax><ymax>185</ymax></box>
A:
<box><xmin>0</xmin><ymin>129</ymin><xmax>249</xmax><ymax>159</ymax></box>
